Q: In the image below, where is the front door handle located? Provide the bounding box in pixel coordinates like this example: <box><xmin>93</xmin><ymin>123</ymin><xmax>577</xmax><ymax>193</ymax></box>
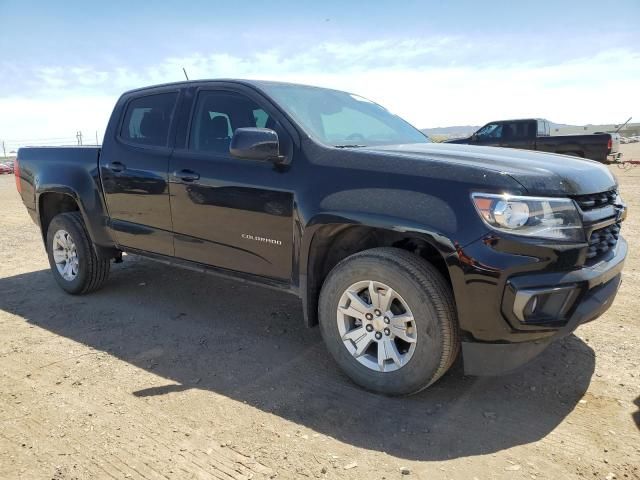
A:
<box><xmin>106</xmin><ymin>161</ymin><xmax>126</xmax><ymax>173</ymax></box>
<box><xmin>174</xmin><ymin>169</ymin><xmax>200</xmax><ymax>182</ymax></box>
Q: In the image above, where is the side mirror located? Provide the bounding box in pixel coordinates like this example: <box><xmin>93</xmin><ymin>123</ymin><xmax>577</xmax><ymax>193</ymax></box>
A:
<box><xmin>230</xmin><ymin>128</ymin><xmax>282</xmax><ymax>162</ymax></box>
<box><xmin>471</xmin><ymin>133</ymin><xmax>478</xmax><ymax>142</ymax></box>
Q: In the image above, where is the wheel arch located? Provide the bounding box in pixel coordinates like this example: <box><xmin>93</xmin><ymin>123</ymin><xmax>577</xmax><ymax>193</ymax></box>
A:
<box><xmin>299</xmin><ymin>215</ymin><xmax>457</xmax><ymax>327</ymax></box>
<box><xmin>37</xmin><ymin>186</ymin><xmax>118</xmax><ymax>259</ymax></box>
<box><xmin>38</xmin><ymin>188</ymin><xmax>82</xmax><ymax>243</ymax></box>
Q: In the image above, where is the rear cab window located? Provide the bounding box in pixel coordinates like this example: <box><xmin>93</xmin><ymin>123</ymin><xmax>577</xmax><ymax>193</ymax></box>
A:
<box><xmin>120</xmin><ymin>92</ymin><xmax>178</xmax><ymax>147</ymax></box>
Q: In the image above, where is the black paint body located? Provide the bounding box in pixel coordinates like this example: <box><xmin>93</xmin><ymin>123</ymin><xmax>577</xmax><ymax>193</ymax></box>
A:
<box><xmin>447</xmin><ymin>118</ymin><xmax>621</xmax><ymax>163</ymax></box>
<box><xmin>16</xmin><ymin>80</ymin><xmax>627</xmax><ymax>375</ymax></box>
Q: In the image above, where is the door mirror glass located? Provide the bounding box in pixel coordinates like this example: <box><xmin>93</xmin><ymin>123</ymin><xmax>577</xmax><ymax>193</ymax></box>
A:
<box><xmin>230</xmin><ymin>128</ymin><xmax>281</xmax><ymax>162</ymax></box>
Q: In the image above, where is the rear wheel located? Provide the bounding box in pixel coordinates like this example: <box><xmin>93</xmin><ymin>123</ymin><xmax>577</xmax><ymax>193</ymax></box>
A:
<box><xmin>318</xmin><ymin>247</ymin><xmax>459</xmax><ymax>396</ymax></box>
<box><xmin>46</xmin><ymin>212</ymin><xmax>110</xmax><ymax>294</ymax></box>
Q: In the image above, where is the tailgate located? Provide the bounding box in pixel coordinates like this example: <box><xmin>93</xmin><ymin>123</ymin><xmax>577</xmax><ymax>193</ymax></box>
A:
<box><xmin>609</xmin><ymin>133</ymin><xmax>620</xmax><ymax>154</ymax></box>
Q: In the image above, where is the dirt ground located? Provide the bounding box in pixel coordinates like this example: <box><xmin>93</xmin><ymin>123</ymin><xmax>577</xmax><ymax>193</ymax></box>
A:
<box><xmin>1</xmin><ymin>149</ymin><xmax>639</xmax><ymax>480</ymax></box>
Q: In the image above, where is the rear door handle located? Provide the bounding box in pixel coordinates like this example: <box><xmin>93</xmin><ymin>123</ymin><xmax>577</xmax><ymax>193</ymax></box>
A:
<box><xmin>174</xmin><ymin>169</ymin><xmax>200</xmax><ymax>182</ymax></box>
<box><xmin>106</xmin><ymin>161</ymin><xmax>126</xmax><ymax>173</ymax></box>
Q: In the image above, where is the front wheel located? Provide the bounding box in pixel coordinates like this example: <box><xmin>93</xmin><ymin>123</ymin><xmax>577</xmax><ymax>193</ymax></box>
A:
<box><xmin>46</xmin><ymin>212</ymin><xmax>110</xmax><ymax>294</ymax></box>
<box><xmin>318</xmin><ymin>247</ymin><xmax>459</xmax><ymax>396</ymax></box>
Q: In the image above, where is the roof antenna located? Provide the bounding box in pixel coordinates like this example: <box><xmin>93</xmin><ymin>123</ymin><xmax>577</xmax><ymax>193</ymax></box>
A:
<box><xmin>182</xmin><ymin>67</ymin><xmax>189</xmax><ymax>81</ymax></box>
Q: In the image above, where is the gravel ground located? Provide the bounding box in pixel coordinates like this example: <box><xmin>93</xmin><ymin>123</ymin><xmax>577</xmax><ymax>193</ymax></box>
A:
<box><xmin>0</xmin><ymin>150</ymin><xmax>638</xmax><ymax>479</ymax></box>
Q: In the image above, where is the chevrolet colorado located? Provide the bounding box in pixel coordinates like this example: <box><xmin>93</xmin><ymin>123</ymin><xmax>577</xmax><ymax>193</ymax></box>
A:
<box><xmin>446</xmin><ymin>118</ymin><xmax>621</xmax><ymax>163</ymax></box>
<box><xmin>16</xmin><ymin>80</ymin><xmax>627</xmax><ymax>395</ymax></box>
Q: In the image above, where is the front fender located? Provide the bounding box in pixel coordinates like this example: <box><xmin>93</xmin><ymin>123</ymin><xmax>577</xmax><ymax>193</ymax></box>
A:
<box><xmin>297</xmin><ymin>200</ymin><xmax>480</xmax><ymax>327</ymax></box>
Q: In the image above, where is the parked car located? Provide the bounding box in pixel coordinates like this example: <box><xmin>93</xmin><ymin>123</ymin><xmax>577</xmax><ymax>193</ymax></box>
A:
<box><xmin>0</xmin><ymin>163</ymin><xmax>13</xmax><ymax>174</ymax></box>
<box><xmin>446</xmin><ymin>118</ymin><xmax>622</xmax><ymax>163</ymax></box>
<box><xmin>15</xmin><ymin>80</ymin><xmax>627</xmax><ymax>395</ymax></box>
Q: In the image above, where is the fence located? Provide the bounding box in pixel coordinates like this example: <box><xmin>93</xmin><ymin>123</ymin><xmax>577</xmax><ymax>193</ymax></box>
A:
<box><xmin>1</xmin><ymin>131</ymin><xmax>102</xmax><ymax>157</ymax></box>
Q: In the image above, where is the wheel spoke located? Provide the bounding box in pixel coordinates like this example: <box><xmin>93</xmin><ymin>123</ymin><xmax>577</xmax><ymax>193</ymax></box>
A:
<box><xmin>390</xmin><ymin>324</ymin><xmax>416</xmax><ymax>343</ymax></box>
<box><xmin>377</xmin><ymin>338</ymin><xmax>403</xmax><ymax>371</ymax></box>
<box><xmin>346</xmin><ymin>291</ymin><xmax>371</xmax><ymax>313</ymax></box>
<box><xmin>378</xmin><ymin>286</ymin><xmax>396</xmax><ymax>313</ymax></box>
<box><xmin>367</xmin><ymin>281</ymin><xmax>379</xmax><ymax>308</ymax></box>
<box><xmin>338</xmin><ymin>304</ymin><xmax>367</xmax><ymax>320</ymax></box>
<box><xmin>62</xmin><ymin>262</ymin><xmax>70</xmax><ymax>278</ymax></box>
<box><xmin>390</xmin><ymin>312</ymin><xmax>414</xmax><ymax>325</ymax></box>
<box><xmin>53</xmin><ymin>251</ymin><xmax>66</xmax><ymax>264</ymax></box>
<box><xmin>352</xmin><ymin>331</ymin><xmax>373</xmax><ymax>357</ymax></box>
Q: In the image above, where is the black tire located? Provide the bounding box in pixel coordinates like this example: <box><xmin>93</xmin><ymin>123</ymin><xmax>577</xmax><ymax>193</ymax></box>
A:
<box><xmin>46</xmin><ymin>212</ymin><xmax>110</xmax><ymax>294</ymax></box>
<box><xmin>318</xmin><ymin>247</ymin><xmax>459</xmax><ymax>396</ymax></box>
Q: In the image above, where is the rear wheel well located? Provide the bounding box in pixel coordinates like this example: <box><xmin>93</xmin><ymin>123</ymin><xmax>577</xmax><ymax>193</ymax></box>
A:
<box><xmin>39</xmin><ymin>193</ymin><xmax>80</xmax><ymax>241</ymax></box>
<box><xmin>304</xmin><ymin>225</ymin><xmax>452</xmax><ymax>326</ymax></box>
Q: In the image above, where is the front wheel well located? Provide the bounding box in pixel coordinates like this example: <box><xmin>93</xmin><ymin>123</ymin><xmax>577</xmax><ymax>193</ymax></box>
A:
<box><xmin>304</xmin><ymin>225</ymin><xmax>452</xmax><ymax>327</ymax></box>
<box><xmin>39</xmin><ymin>192</ymin><xmax>80</xmax><ymax>241</ymax></box>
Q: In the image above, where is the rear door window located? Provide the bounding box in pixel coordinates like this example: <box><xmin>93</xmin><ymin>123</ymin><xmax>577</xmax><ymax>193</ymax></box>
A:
<box><xmin>121</xmin><ymin>92</ymin><xmax>178</xmax><ymax>147</ymax></box>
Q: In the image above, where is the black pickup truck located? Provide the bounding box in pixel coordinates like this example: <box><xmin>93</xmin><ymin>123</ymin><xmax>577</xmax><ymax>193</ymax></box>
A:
<box><xmin>446</xmin><ymin>118</ymin><xmax>621</xmax><ymax>163</ymax></box>
<box><xmin>16</xmin><ymin>80</ymin><xmax>627</xmax><ymax>395</ymax></box>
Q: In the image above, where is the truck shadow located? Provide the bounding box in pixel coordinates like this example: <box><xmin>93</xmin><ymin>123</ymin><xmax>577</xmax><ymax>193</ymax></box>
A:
<box><xmin>0</xmin><ymin>257</ymin><xmax>596</xmax><ymax>461</ymax></box>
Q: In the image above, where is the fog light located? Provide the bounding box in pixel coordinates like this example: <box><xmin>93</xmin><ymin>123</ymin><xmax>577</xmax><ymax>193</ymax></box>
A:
<box><xmin>513</xmin><ymin>285</ymin><xmax>578</xmax><ymax>324</ymax></box>
<box><xmin>524</xmin><ymin>296</ymin><xmax>538</xmax><ymax>317</ymax></box>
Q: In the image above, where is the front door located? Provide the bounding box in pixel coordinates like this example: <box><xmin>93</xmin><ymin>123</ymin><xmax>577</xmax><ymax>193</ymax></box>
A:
<box><xmin>168</xmin><ymin>89</ymin><xmax>295</xmax><ymax>281</ymax></box>
<box><xmin>472</xmin><ymin>122</ymin><xmax>503</xmax><ymax>146</ymax></box>
<box><xmin>100</xmin><ymin>90</ymin><xmax>179</xmax><ymax>256</ymax></box>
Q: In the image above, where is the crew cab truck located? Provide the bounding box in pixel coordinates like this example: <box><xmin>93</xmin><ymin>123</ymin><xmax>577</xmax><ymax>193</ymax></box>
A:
<box><xmin>16</xmin><ymin>81</ymin><xmax>627</xmax><ymax>395</ymax></box>
<box><xmin>446</xmin><ymin>118</ymin><xmax>622</xmax><ymax>163</ymax></box>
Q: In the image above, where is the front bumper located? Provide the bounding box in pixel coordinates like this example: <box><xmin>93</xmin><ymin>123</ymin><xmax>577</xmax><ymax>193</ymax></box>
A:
<box><xmin>457</xmin><ymin>235</ymin><xmax>626</xmax><ymax>376</ymax></box>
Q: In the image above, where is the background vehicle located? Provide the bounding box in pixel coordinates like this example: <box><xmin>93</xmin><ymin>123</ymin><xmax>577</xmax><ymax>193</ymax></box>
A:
<box><xmin>446</xmin><ymin>118</ymin><xmax>621</xmax><ymax>163</ymax></box>
<box><xmin>15</xmin><ymin>81</ymin><xmax>627</xmax><ymax>395</ymax></box>
<box><xmin>0</xmin><ymin>162</ymin><xmax>14</xmax><ymax>174</ymax></box>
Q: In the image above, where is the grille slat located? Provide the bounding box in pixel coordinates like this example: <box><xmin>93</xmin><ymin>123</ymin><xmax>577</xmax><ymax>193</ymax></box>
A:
<box><xmin>574</xmin><ymin>190</ymin><xmax>617</xmax><ymax>211</ymax></box>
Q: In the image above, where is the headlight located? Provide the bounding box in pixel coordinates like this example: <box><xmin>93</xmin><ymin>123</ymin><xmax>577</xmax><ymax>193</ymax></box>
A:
<box><xmin>471</xmin><ymin>193</ymin><xmax>585</xmax><ymax>242</ymax></box>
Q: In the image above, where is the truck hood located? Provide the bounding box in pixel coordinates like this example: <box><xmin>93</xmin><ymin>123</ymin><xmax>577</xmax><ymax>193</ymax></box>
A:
<box><xmin>364</xmin><ymin>143</ymin><xmax>617</xmax><ymax>196</ymax></box>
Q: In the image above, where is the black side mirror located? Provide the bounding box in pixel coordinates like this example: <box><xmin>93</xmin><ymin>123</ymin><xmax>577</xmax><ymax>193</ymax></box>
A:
<box><xmin>230</xmin><ymin>128</ymin><xmax>283</xmax><ymax>163</ymax></box>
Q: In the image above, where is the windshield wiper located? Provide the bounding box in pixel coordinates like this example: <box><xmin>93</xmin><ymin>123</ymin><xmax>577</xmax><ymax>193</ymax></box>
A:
<box><xmin>334</xmin><ymin>144</ymin><xmax>367</xmax><ymax>148</ymax></box>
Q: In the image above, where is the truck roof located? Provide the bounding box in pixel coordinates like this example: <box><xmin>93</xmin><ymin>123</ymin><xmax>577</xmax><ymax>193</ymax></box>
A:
<box><xmin>486</xmin><ymin>118</ymin><xmax>549</xmax><ymax>124</ymax></box>
<box><xmin>121</xmin><ymin>79</ymin><xmax>334</xmax><ymax>96</ymax></box>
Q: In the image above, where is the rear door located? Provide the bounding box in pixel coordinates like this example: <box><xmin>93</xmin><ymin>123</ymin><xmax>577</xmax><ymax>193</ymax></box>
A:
<box><xmin>499</xmin><ymin>120</ymin><xmax>536</xmax><ymax>150</ymax></box>
<box><xmin>168</xmin><ymin>87</ymin><xmax>295</xmax><ymax>281</ymax></box>
<box><xmin>99</xmin><ymin>89</ymin><xmax>179</xmax><ymax>256</ymax></box>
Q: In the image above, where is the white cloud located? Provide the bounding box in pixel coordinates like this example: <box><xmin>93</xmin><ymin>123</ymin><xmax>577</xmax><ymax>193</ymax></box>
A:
<box><xmin>1</xmin><ymin>39</ymin><xmax>639</xmax><ymax>148</ymax></box>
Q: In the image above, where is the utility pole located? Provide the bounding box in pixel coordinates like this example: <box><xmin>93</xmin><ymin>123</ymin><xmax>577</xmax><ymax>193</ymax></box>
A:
<box><xmin>1</xmin><ymin>140</ymin><xmax>6</xmax><ymax>158</ymax></box>
<box><xmin>95</xmin><ymin>131</ymin><xmax>99</xmax><ymax>146</ymax></box>
<box><xmin>76</xmin><ymin>131</ymin><xmax>83</xmax><ymax>146</ymax></box>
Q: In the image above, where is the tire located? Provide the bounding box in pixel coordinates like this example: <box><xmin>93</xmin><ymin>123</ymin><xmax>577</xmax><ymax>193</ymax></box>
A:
<box><xmin>46</xmin><ymin>212</ymin><xmax>110</xmax><ymax>294</ymax></box>
<box><xmin>318</xmin><ymin>247</ymin><xmax>459</xmax><ymax>396</ymax></box>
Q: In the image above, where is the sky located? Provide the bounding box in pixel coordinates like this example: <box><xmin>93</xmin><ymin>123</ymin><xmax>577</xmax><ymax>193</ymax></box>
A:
<box><xmin>1</xmin><ymin>0</ymin><xmax>639</xmax><ymax>151</ymax></box>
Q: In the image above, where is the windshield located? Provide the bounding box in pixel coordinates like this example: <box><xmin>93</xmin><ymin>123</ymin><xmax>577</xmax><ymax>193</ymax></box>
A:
<box><xmin>259</xmin><ymin>84</ymin><xmax>430</xmax><ymax>147</ymax></box>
